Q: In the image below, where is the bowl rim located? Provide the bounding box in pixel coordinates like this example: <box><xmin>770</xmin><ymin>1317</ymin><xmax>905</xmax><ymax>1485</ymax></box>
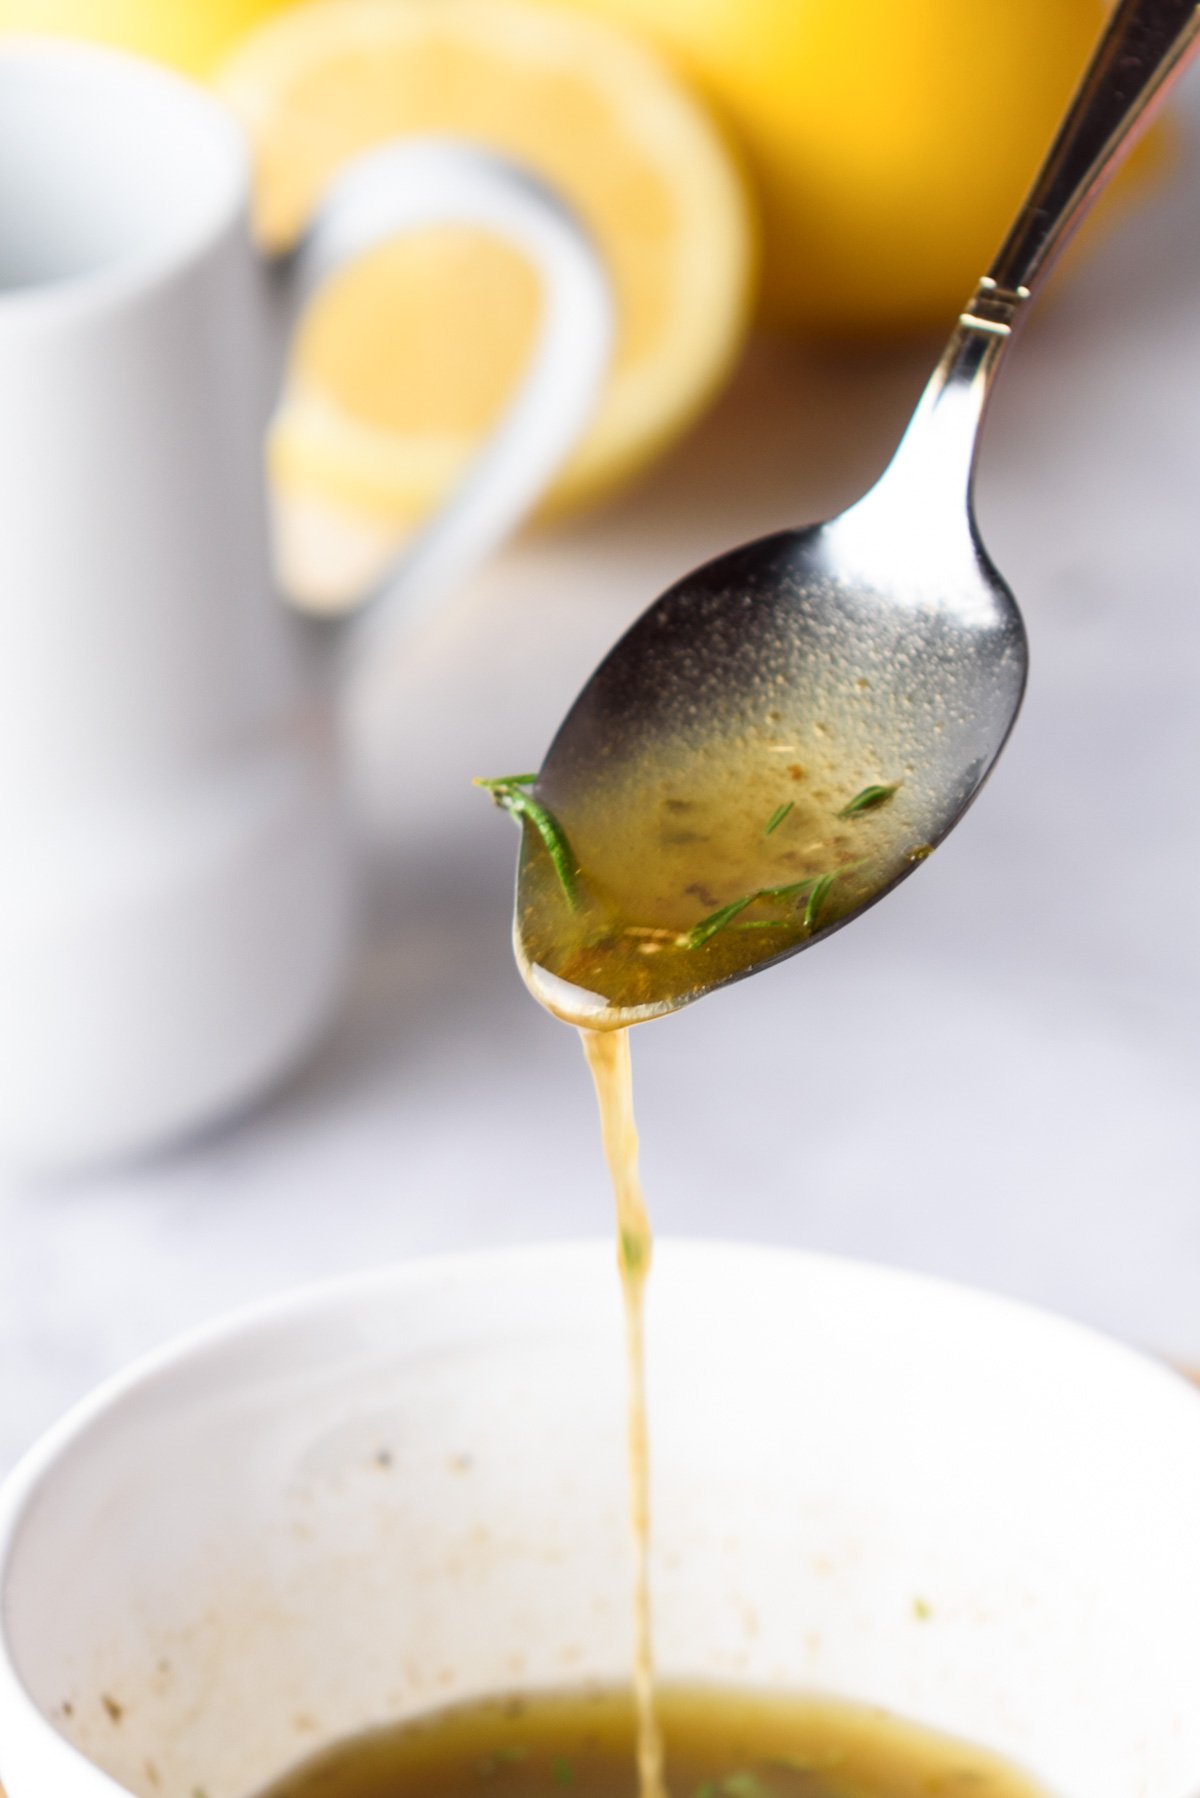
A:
<box><xmin>2</xmin><ymin>1237</ymin><xmax>1199</xmax><ymax>1792</ymax></box>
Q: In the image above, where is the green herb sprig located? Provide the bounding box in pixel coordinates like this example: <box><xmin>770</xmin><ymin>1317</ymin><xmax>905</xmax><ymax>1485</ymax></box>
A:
<box><xmin>802</xmin><ymin>871</ymin><xmax>835</xmax><ymax>929</ymax></box>
<box><xmin>474</xmin><ymin>774</ymin><xmax>582</xmax><ymax>913</ymax></box>
<box><xmin>680</xmin><ymin>852</ymin><xmax>872</xmax><ymax>950</ymax></box>
<box><xmin>764</xmin><ymin>800</ymin><xmax>794</xmax><ymax>836</ymax></box>
<box><xmin>680</xmin><ymin>873</ymin><xmax>829</xmax><ymax>951</ymax></box>
<box><xmin>620</xmin><ymin>1226</ymin><xmax>648</xmax><ymax>1275</ymax></box>
<box><xmin>839</xmin><ymin>783</ymin><xmax>899</xmax><ymax>818</ymax></box>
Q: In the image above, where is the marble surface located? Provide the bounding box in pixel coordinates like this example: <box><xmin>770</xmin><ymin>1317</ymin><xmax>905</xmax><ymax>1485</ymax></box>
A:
<box><xmin>3</xmin><ymin>106</ymin><xmax>1200</xmax><ymax>1478</ymax></box>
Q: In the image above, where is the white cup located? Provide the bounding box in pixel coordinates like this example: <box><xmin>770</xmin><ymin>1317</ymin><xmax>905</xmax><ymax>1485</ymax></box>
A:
<box><xmin>2</xmin><ymin>1241</ymin><xmax>1200</xmax><ymax>1798</ymax></box>
<box><xmin>0</xmin><ymin>40</ymin><xmax>610</xmax><ymax>1172</ymax></box>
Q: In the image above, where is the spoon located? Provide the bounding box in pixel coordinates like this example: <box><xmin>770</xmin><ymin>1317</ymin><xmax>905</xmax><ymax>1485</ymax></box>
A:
<box><xmin>504</xmin><ymin>0</ymin><xmax>1200</xmax><ymax>1031</ymax></box>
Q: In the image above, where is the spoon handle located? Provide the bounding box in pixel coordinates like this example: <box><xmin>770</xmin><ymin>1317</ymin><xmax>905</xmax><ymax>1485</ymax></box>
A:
<box><xmin>867</xmin><ymin>0</ymin><xmax>1200</xmax><ymax>525</ymax></box>
<box><xmin>970</xmin><ymin>0</ymin><xmax>1200</xmax><ymax>333</ymax></box>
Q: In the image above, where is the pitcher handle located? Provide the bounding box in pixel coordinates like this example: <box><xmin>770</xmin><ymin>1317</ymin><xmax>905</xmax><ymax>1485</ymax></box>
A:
<box><xmin>269</xmin><ymin>137</ymin><xmax>613</xmax><ymax>671</ymax></box>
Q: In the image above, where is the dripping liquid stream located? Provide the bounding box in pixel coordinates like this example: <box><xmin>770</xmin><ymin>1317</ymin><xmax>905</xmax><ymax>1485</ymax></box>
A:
<box><xmin>580</xmin><ymin>1026</ymin><xmax>667</xmax><ymax>1798</ymax></box>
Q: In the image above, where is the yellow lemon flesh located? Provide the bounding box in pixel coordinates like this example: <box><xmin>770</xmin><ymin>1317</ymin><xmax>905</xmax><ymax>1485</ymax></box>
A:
<box><xmin>550</xmin><ymin>0</ymin><xmax>1142</xmax><ymax>335</ymax></box>
<box><xmin>0</xmin><ymin>0</ymin><xmax>292</xmax><ymax>77</ymax></box>
<box><xmin>220</xmin><ymin>0</ymin><xmax>754</xmax><ymax>554</ymax></box>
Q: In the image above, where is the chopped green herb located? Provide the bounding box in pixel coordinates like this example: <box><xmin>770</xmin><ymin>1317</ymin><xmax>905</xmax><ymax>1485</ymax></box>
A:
<box><xmin>756</xmin><ymin>877</ymin><xmax>823</xmax><ymax>903</ymax></box>
<box><xmin>677</xmin><ymin>892</ymin><xmax>760</xmax><ymax>949</ymax></box>
<box><xmin>839</xmin><ymin>783</ymin><xmax>899</xmax><ymax>818</ymax></box>
<box><xmin>679</xmin><ymin>871</ymin><xmax>849</xmax><ymax>951</ymax></box>
<box><xmin>803</xmin><ymin>872</ymin><xmax>835</xmax><ymax>930</ymax></box>
<box><xmin>552</xmin><ymin>1758</ymin><xmax>575</xmax><ymax>1786</ymax></box>
<box><xmin>679</xmin><ymin>877</ymin><xmax>818</xmax><ymax>951</ymax></box>
<box><xmin>474</xmin><ymin>776</ymin><xmax>582</xmax><ymax>913</ymax></box>
<box><xmin>620</xmin><ymin>1227</ymin><xmax>648</xmax><ymax>1275</ymax></box>
<box><xmin>764</xmin><ymin>800</ymin><xmax>794</xmax><ymax>836</ymax></box>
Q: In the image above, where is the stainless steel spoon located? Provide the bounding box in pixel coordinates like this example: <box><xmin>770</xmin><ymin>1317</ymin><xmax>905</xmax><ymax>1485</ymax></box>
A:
<box><xmin>508</xmin><ymin>0</ymin><xmax>1200</xmax><ymax>1030</ymax></box>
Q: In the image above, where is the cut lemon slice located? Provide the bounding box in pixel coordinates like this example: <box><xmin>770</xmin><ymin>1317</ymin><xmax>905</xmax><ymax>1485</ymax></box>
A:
<box><xmin>220</xmin><ymin>0</ymin><xmax>754</xmax><ymax>571</ymax></box>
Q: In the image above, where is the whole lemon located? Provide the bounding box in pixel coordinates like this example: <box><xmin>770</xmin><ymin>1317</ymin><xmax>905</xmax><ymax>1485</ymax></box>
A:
<box><xmin>552</xmin><ymin>0</ymin><xmax>1111</xmax><ymax>334</ymax></box>
<box><xmin>0</xmin><ymin>0</ymin><xmax>295</xmax><ymax>76</ymax></box>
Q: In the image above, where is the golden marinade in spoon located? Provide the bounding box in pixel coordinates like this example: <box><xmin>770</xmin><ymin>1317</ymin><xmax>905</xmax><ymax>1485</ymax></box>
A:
<box><xmin>481</xmin><ymin>738</ymin><xmax>925</xmax><ymax>1030</ymax></box>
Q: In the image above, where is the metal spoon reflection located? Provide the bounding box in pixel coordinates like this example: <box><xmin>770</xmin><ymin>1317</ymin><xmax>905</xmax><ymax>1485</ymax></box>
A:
<box><xmin>510</xmin><ymin>0</ymin><xmax>1200</xmax><ymax>1030</ymax></box>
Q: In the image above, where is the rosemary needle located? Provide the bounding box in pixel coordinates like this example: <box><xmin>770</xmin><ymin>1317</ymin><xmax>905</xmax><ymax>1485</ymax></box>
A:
<box><xmin>839</xmin><ymin>782</ymin><xmax>899</xmax><ymax>817</ymax></box>
<box><xmin>474</xmin><ymin>775</ymin><xmax>581</xmax><ymax>912</ymax></box>
<box><xmin>803</xmin><ymin>872</ymin><xmax>835</xmax><ymax>929</ymax></box>
<box><xmin>679</xmin><ymin>873</ymin><xmax>826</xmax><ymax>951</ymax></box>
<box><xmin>764</xmin><ymin>800</ymin><xmax>794</xmax><ymax>836</ymax></box>
<box><xmin>678</xmin><ymin>892</ymin><xmax>759</xmax><ymax>949</ymax></box>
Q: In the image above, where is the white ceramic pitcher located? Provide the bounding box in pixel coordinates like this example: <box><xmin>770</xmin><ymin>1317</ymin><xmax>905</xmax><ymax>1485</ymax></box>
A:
<box><xmin>0</xmin><ymin>40</ymin><xmax>610</xmax><ymax>1172</ymax></box>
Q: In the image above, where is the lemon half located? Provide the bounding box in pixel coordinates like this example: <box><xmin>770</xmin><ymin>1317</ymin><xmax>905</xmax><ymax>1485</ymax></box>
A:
<box><xmin>220</xmin><ymin>0</ymin><xmax>754</xmax><ymax>558</ymax></box>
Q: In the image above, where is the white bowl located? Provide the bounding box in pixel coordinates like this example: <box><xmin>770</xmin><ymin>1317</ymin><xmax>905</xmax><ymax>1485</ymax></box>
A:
<box><xmin>2</xmin><ymin>1243</ymin><xmax>1200</xmax><ymax>1798</ymax></box>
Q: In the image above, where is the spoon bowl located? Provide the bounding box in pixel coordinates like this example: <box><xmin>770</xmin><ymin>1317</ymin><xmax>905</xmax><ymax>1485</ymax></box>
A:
<box><xmin>506</xmin><ymin>0</ymin><xmax>1200</xmax><ymax>1031</ymax></box>
<box><xmin>521</xmin><ymin>489</ymin><xmax>1026</xmax><ymax>1026</ymax></box>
